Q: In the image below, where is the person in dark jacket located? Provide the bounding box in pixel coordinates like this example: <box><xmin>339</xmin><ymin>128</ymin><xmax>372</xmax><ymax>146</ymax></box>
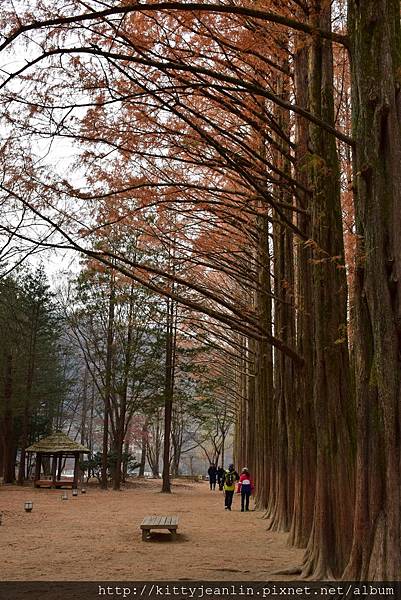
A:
<box><xmin>217</xmin><ymin>465</ymin><xmax>225</xmax><ymax>491</ymax></box>
<box><xmin>207</xmin><ymin>463</ymin><xmax>218</xmax><ymax>490</ymax></box>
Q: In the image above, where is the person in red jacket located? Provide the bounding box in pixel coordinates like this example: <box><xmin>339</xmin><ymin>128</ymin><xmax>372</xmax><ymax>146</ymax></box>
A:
<box><xmin>237</xmin><ymin>467</ymin><xmax>254</xmax><ymax>512</ymax></box>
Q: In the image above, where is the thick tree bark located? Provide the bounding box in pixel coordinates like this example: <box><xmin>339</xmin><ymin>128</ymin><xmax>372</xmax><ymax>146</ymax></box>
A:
<box><xmin>344</xmin><ymin>0</ymin><xmax>401</xmax><ymax>580</ymax></box>
<box><xmin>254</xmin><ymin>212</ymin><xmax>274</xmax><ymax>511</ymax></box>
<box><xmin>289</xmin><ymin>32</ymin><xmax>316</xmax><ymax>549</ymax></box>
<box><xmin>302</xmin><ymin>0</ymin><xmax>355</xmax><ymax>578</ymax></box>
<box><xmin>269</xmin><ymin>57</ymin><xmax>296</xmax><ymax>534</ymax></box>
<box><xmin>234</xmin><ymin>334</ymin><xmax>249</xmax><ymax>472</ymax></box>
<box><xmin>234</xmin><ymin>331</ymin><xmax>255</xmax><ymax>479</ymax></box>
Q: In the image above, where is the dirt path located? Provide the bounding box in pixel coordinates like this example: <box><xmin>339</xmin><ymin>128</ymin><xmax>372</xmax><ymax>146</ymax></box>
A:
<box><xmin>0</xmin><ymin>480</ymin><xmax>304</xmax><ymax>581</ymax></box>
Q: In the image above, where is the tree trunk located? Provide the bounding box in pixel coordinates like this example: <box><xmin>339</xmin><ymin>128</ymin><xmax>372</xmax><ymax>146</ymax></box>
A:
<box><xmin>2</xmin><ymin>353</ymin><xmax>16</xmax><ymax>484</ymax></box>
<box><xmin>289</xmin><ymin>30</ymin><xmax>316</xmax><ymax>549</ymax></box>
<box><xmin>344</xmin><ymin>0</ymin><xmax>401</xmax><ymax>579</ymax></box>
<box><xmin>18</xmin><ymin>306</ymin><xmax>39</xmax><ymax>485</ymax></box>
<box><xmin>246</xmin><ymin>338</ymin><xmax>256</xmax><ymax>476</ymax></box>
<box><xmin>80</xmin><ymin>367</ymin><xmax>88</xmax><ymax>446</ymax></box>
<box><xmin>122</xmin><ymin>440</ymin><xmax>129</xmax><ymax>483</ymax></box>
<box><xmin>147</xmin><ymin>412</ymin><xmax>162</xmax><ymax>478</ymax></box>
<box><xmin>269</xmin><ymin>53</ymin><xmax>296</xmax><ymax>534</ymax></box>
<box><xmin>88</xmin><ymin>380</ymin><xmax>95</xmax><ymax>454</ymax></box>
<box><xmin>254</xmin><ymin>211</ymin><xmax>274</xmax><ymax>510</ymax></box>
<box><xmin>0</xmin><ymin>432</ymin><xmax>4</xmax><ymax>479</ymax></box>
<box><xmin>112</xmin><ymin>415</ymin><xmax>125</xmax><ymax>491</ymax></box>
<box><xmin>101</xmin><ymin>272</ymin><xmax>115</xmax><ymax>490</ymax></box>
<box><xmin>233</xmin><ymin>335</ymin><xmax>249</xmax><ymax>472</ymax></box>
<box><xmin>112</xmin><ymin>283</ymin><xmax>134</xmax><ymax>491</ymax></box>
<box><xmin>162</xmin><ymin>297</ymin><xmax>176</xmax><ymax>493</ymax></box>
<box><xmin>139</xmin><ymin>420</ymin><xmax>147</xmax><ymax>477</ymax></box>
<box><xmin>302</xmin><ymin>0</ymin><xmax>355</xmax><ymax>578</ymax></box>
<box><xmin>171</xmin><ymin>402</ymin><xmax>185</xmax><ymax>478</ymax></box>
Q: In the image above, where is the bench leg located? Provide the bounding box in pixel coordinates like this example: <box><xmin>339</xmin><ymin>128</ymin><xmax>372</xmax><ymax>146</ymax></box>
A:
<box><xmin>142</xmin><ymin>529</ymin><xmax>149</xmax><ymax>541</ymax></box>
<box><xmin>169</xmin><ymin>529</ymin><xmax>177</xmax><ymax>541</ymax></box>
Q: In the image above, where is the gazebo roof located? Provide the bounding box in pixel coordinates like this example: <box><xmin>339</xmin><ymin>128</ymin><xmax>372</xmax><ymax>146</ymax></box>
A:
<box><xmin>26</xmin><ymin>431</ymin><xmax>90</xmax><ymax>454</ymax></box>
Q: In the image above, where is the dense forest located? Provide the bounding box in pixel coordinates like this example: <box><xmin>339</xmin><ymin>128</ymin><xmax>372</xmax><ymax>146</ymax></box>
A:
<box><xmin>0</xmin><ymin>0</ymin><xmax>400</xmax><ymax>581</ymax></box>
<box><xmin>0</xmin><ymin>264</ymin><xmax>233</xmax><ymax>487</ymax></box>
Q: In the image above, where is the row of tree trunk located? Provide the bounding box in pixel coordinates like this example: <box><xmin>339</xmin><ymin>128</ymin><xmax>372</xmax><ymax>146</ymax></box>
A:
<box><xmin>234</xmin><ymin>0</ymin><xmax>401</xmax><ymax>581</ymax></box>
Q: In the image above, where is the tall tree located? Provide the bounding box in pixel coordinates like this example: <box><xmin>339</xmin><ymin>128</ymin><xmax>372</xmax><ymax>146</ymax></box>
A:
<box><xmin>344</xmin><ymin>0</ymin><xmax>401</xmax><ymax>580</ymax></box>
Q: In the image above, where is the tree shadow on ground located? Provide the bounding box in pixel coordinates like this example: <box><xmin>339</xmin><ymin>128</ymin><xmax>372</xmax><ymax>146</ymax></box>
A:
<box><xmin>142</xmin><ymin>532</ymin><xmax>189</xmax><ymax>543</ymax></box>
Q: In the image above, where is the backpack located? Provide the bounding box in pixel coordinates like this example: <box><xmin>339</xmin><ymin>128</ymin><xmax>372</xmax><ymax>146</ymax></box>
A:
<box><xmin>225</xmin><ymin>471</ymin><xmax>234</xmax><ymax>487</ymax></box>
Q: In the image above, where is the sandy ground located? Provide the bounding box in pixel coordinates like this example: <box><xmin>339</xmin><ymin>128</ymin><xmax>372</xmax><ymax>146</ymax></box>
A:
<box><xmin>0</xmin><ymin>480</ymin><xmax>304</xmax><ymax>581</ymax></box>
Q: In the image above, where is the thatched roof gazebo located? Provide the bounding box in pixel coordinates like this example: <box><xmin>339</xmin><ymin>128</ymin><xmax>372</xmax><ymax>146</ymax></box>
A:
<box><xmin>26</xmin><ymin>432</ymin><xmax>90</xmax><ymax>489</ymax></box>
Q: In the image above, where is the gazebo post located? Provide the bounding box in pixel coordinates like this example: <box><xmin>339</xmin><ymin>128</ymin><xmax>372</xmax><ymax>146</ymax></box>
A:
<box><xmin>72</xmin><ymin>454</ymin><xmax>79</xmax><ymax>489</ymax></box>
<box><xmin>57</xmin><ymin>454</ymin><xmax>63</xmax><ymax>481</ymax></box>
<box><xmin>34</xmin><ymin>453</ymin><xmax>42</xmax><ymax>486</ymax></box>
<box><xmin>51</xmin><ymin>453</ymin><xmax>57</xmax><ymax>487</ymax></box>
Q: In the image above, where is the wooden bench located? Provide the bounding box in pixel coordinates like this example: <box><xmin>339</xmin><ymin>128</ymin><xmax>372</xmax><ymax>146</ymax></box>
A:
<box><xmin>176</xmin><ymin>475</ymin><xmax>200</xmax><ymax>482</ymax></box>
<box><xmin>140</xmin><ymin>515</ymin><xmax>179</xmax><ymax>541</ymax></box>
<box><xmin>34</xmin><ymin>479</ymin><xmax>74</xmax><ymax>489</ymax></box>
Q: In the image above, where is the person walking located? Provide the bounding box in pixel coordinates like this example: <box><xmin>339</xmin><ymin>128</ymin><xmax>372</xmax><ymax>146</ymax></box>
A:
<box><xmin>223</xmin><ymin>463</ymin><xmax>239</xmax><ymax>510</ymax></box>
<box><xmin>207</xmin><ymin>463</ymin><xmax>218</xmax><ymax>490</ymax></box>
<box><xmin>217</xmin><ymin>465</ymin><xmax>225</xmax><ymax>491</ymax></box>
<box><xmin>237</xmin><ymin>467</ymin><xmax>254</xmax><ymax>512</ymax></box>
